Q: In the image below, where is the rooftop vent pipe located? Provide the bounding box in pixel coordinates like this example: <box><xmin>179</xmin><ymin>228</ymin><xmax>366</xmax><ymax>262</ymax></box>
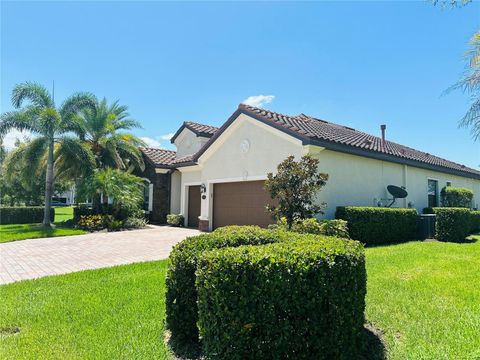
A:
<box><xmin>380</xmin><ymin>124</ymin><xmax>386</xmax><ymax>149</ymax></box>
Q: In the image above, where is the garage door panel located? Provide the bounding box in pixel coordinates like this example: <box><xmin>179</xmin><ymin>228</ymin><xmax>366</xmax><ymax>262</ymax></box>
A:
<box><xmin>213</xmin><ymin>180</ymin><xmax>274</xmax><ymax>229</ymax></box>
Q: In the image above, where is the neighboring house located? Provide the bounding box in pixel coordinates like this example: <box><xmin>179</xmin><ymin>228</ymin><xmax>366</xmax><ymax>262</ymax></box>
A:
<box><xmin>140</xmin><ymin>104</ymin><xmax>480</xmax><ymax>230</ymax></box>
<box><xmin>52</xmin><ymin>187</ymin><xmax>76</xmax><ymax>206</ymax></box>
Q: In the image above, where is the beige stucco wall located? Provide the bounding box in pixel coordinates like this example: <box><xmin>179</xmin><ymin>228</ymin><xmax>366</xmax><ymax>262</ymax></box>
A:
<box><xmin>310</xmin><ymin>148</ymin><xmax>480</xmax><ymax>218</ymax></box>
<box><xmin>178</xmin><ymin>113</ymin><xmax>304</xmax><ymax>228</ymax></box>
<box><xmin>174</xmin><ymin>128</ymin><xmax>210</xmax><ymax>158</ymax></box>
<box><xmin>175</xmin><ymin>113</ymin><xmax>480</xmax><ymax>227</ymax></box>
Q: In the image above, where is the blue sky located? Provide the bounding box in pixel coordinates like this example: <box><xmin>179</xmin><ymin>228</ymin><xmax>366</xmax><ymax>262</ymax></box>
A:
<box><xmin>1</xmin><ymin>1</ymin><xmax>479</xmax><ymax>168</ymax></box>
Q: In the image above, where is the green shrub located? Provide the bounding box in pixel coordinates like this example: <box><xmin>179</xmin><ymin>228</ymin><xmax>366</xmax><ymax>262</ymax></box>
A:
<box><xmin>103</xmin><ymin>215</ymin><xmax>123</xmax><ymax>231</ymax></box>
<box><xmin>167</xmin><ymin>214</ymin><xmax>184</xmax><ymax>227</ymax></box>
<box><xmin>269</xmin><ymin>217</ymin><xmax>349</xmax><ymax>238</ymax></box>
<box><xmin>0</xmin><ymin>207</ymin><xmax>55</xmax><ymax>225</ymax></box>
<box><xmin>166</xmin><ymin>226</ymin><xmax>300</xmax><ymax>346</ymax></box>
<box><xmin>123</xmin><ymin>216</ymin><xmax>147</xmax><ymax>229</ymax></box>
<box><xmin>196</xmin><ymin>237</ymin><xmax>366</xmax><ymax>359</ymax></box>
<box><xmin>73</xmin><ymin>204</ymin><xmax>140</xmax><ymax>223</ymax></box>
<box><xmin>433</xmin><ymin>208</ymin><xmax>472</xmax><ymax>242</ymax></box>
<box><xmin>335</xmin><ymin>206</ymin><xmax>418</xmax><ymax>245</ymax></box>
<box><xmin>76</xmin><ymin>215</ymin><xmax>104</xmax><ymax>231</ymax></box>
<box><xmin>440</xmin><ymin>187</ymin><xmax>474</xmax><ymax>208</ymax></box>
<box><xmin>470</xmin><ymin>211</ymin><xmax>480</xmax><ymax>233</ymax></box>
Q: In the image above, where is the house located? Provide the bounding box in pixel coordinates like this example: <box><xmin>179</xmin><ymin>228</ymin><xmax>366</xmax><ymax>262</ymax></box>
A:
<box><xmin>140</xmin><ymin>104</ymin><xmax>480</xmax><ymax>230</ymax></box>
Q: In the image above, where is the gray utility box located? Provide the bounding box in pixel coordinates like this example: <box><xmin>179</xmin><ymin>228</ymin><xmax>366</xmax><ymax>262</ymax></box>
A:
<box><xmin>419</xmin><ymin>214</ymin><xmax>436</xmax><ymax>239</ymax></box>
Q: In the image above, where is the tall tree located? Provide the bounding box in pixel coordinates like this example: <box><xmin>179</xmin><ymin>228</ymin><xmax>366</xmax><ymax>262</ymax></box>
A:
<box><xmin>78</xmin><ymin>98</ymin><xmax>145</xmax><ymax>172</ymax></box>
<box><xmin>0</xmin><ymin>82</ymin><xmax>96</xmax><ymax>226</ymax></box>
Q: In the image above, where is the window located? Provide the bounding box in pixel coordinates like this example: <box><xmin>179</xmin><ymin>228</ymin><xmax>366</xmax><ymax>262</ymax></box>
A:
<box><xmin>428</xmin><ymin>179</ymin><xmax>438</xmax><ymax>207</ymax></box>
<box><xmin>142</xmin><ymin>179</ymin><xmax>153</xmax><ymax>212</ymax></box>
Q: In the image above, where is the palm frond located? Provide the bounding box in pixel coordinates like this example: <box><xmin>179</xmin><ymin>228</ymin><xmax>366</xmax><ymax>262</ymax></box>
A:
<box><xmin>21</xmin><ymin>137</ymin><xmax>48</xmax><ymax>179</ymax></box>
<box><xmin>11</xmin><ymin>82</ymin><xmax>54</xmax><ymax>109</ymax></box>
<box><xmin>0</xmin><ymin>110</ymin><xmax>41</xmax><ymax>137</ymax></box>
<box><xmin>55</xmin><ymin>137</ymin><xmax>96</xmax><ymax>180</ymax></box>
<box><xmin>459</xmin><ymin>98</ymin><xmax>480</xmax><ymax>140</ymax></box>
<box><xmin>59</xmin><ymin>92</ymin><xmax>96</xmax><ymax>128</ymax></box>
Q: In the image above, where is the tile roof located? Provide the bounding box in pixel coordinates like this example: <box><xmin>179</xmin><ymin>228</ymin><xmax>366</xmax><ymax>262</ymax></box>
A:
<box><xmin>184</xmin><ymin>121</ymin><xmax>219</xmax><ymax>137</ymax></box>
<box><xmin>170</xmin><ymin>121</ymin><xmax>219</xmax><ymax>143</ymax></box>
<box><xmin>237</xmin><ymin>104</ymin><xmax>480</xmax><ymax>177</ymax></box>
<box><xmin>140</xmin><ymin>148</ymin><xmax>176</xmax><ymax>168</ymax></box>
<box><xmin>141</xmin><ymin>104</ymin><xmax>480</xmax><ymax>179</ymax></box>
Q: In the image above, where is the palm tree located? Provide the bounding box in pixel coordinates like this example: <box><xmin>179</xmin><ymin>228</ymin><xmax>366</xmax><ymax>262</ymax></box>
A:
<box><xmin>0</xmin><ymin>82</ymin><xmax>96</xmax><ymax>226</ymax></box>
<box><xmin>78</xmin><ymin>98</ymin><xmax>145</xmax><ymax>172</ymax></box>
<box><xmin>451</xmin><ymin>31</ymin><xmax>480</xmax><ymax>139</ymax></box>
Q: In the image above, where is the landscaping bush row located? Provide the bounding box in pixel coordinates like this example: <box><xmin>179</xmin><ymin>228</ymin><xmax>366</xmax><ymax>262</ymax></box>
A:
<box><xmin>269</xmin><ymin>217</ymin><xmax>350</xmax><ymax>238</ymax></box>
<box><xmin>197</xmin><ymin>237</ymin><xmax>366</xmax><ymax>360</ymax></box>
<box><xmin>335</xmin><ymin>206</ymin><xmax>418</xmax><ymax>245</ymax></box>
<box><xmin>0</xmin><ymin>207</ymin><xmax>55</xmax><ymax>225</ymax></box>
<box><xmin>432</xmin><ymin>208</ymin><xmax>480</xmax><ymax>242</ymax></box>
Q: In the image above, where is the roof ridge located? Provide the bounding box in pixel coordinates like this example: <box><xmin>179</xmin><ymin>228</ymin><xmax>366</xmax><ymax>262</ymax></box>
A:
<box><xmin>141</xmin><ymin>147</ymin><xmax>176</xmax><ymax>153</ymax></box>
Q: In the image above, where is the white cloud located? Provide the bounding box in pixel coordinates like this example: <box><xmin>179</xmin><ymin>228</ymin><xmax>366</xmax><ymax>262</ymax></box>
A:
<box><xmin>2</xmin><ymin>129</ymin><xmax>32</xmax><ymax>150</ymax></box>
<box><xmin>140</xmin><ymin>136</ymin><xmax>162</xmax><ymax>148</ymax></box>
<box><xmin>242</xmin><ymin>95</ymin><xmax>275</xmax><ymax>108</ymax></box>
<box><xmin>160</xmin><ymin>133</ymin><xmax>174</xmax><ymax>140</ymax></box>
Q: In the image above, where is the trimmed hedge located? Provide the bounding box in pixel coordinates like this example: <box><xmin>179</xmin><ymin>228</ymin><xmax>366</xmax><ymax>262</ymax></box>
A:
<box><xmin>196</xmin><ymin>237</ymin><xmax>366</xmax><ymax>359</ymax></box>
<box><xmin>470</xmin><ymin>210</ymin><xmax>480</xmax><ymax>233</ymax></box>
<box><xmin>433</xmin><ymin>207</ymin><xmax>473</xmax><ymax>242</ymax></box>
<box><xmin>440</xmin><ymin>186</ymin><xmax>474</xmax><ymax>208</ymax></box>
<box><xmin>166</xmin><ymin>226</ymin><xmax>301</xmax><ymax>346</ymax></box>
<box><xmin>335</xmin><ymin>206</ymin><xmax>418</xmax><ymax>245</ymax></box>
<box><xmin>0</xmin><ymin>207</ymin><xmax>55</xmax><ymax>225</ymax></box>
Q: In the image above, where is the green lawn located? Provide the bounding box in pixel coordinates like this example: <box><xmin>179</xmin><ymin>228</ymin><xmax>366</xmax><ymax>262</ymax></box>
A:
<box><xmin>0</xmin><ymin>206</ymin><xmax>86</xmax><ymax>243</ymax></box>
<box><xmin>0</xmin><ymin>261</ymin><xmax>171</xmax><ymax>360</ymax></box>
<box><xmin>365</xmin><ymin>236</ymin><xmax>480</xmax><ymax>359</ymax></box>
<box><xmin>0</xmin><ymin>239</ymin><xmax>479</xmax><ymax>359</ymax></box>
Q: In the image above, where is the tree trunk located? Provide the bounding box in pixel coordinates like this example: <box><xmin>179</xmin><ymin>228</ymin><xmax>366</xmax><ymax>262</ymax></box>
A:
<box><xmin>42</xmin><ymin>138</ymin><xmax>54</xmax><ymax>227</ymax></box>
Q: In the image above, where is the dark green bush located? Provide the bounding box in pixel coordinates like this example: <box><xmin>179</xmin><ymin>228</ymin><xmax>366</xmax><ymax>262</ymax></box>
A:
<box><xmin>167</xmin><ymin>214</ymin><xmax>184</xmax><ymax>227</ymax></box>
<box><xmin>335</xmin><ymin>206</ymin><xmax>418</xmax><ymax>245</ymax></box>
<box><xmin>470</xmin><ymin>211</ymin><xmax>480</xmax><ymax>233</ymax></box>
<box><xmin>166</xmin><ymin>226</ymin><xmax>301</xmax><ymax>346</ymax></box>
<box><xmin>269</xmin><ymin>217</ymin><xmax>350</xmax><ymax>238</ymax></box>
<box><xmin>0</xmin><ymin>207</ymin><xmax>55</xmax><ymax>225</ymax></box>
<box><xmin>440</xmin><ymin>187</ymin><xmax>474</xmax><ymax>208</ymax></box>
<box><xmin>196</xmin><ymin>237</ymin><xmax>366</xmax><ymax>360</ymax></box>
<box><xmin>433</xmin><ymin>208</ymin><xmax>473</xmax><ymax>242</ymax></box>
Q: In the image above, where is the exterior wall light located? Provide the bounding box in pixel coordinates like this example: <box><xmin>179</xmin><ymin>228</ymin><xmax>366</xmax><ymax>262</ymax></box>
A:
<box><xmin>200</xmin><ymin>183</ymin><xmax>207</xmax><ymax>194</ymax></box>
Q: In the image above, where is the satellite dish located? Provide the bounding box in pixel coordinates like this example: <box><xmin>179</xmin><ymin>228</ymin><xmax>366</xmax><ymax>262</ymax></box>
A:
<box><xmin>387</xmin><ymin>185</ymin><xmax>408</xmax><ymax>199</ymax></box>
<box><xmin>383</xmin><ymin>185</ymin><xmax>408</xmax><ymax>207</ymax></box>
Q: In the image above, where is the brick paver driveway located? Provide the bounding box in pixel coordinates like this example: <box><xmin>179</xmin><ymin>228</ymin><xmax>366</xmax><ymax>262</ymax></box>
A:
<box><xmin>0</xmin><ymin>225</ymin><xmax>200</xmax><ymax>285</ymax></box>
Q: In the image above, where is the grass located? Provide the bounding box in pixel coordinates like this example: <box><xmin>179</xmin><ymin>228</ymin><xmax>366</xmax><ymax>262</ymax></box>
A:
<box><xmin>0</xmin><ymin>261</ymin><xmax>171</xmax><ymax>359</ymax></box>
<box><xmin>0</xmin><ymin>238</ymin><xmax>479</xmax><ymax>359</ymax></box>
<box><xmin>365</xmin><ymin>236</ymin><xmax>480</xmax><ymax>359</ymax></box>
<box><xmin>0</xmin><ymin>206</ymin><xmax>86</xmax><ymax>244</ymax></box>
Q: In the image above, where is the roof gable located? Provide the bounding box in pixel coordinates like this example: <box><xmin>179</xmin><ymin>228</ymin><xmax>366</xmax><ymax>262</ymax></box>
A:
<box><xmin>170</xmin><ymin>121</ymin><xmax>219</xmax><ymax>144</ymax></box>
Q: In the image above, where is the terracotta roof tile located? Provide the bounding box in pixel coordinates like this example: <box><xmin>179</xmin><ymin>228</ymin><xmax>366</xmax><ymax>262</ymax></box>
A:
<box><xmin>184</xmin><ymin>121</ymin><xmax>219</xmax><ymax>137</ymax></box>
<box><xmin>140</xmin><ymin>148</ymin><xmax>176</xmax><ymax>168</ymax></box>
<box><xmin>238</xmin><ymin>104</ymin><xmax>480</xmax><ymax>177</ymax></box>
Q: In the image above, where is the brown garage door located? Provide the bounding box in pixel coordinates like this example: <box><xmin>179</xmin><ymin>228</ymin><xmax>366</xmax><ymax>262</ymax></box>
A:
<box><xmin>213</xmin><ymin>180</ymin><xmax>274</xmax><ymax>229</ymax></box>
<box><xmin>188</xmin><ymin>185</ymin><xmax>201</xmax><ymax>228</ymax></box>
